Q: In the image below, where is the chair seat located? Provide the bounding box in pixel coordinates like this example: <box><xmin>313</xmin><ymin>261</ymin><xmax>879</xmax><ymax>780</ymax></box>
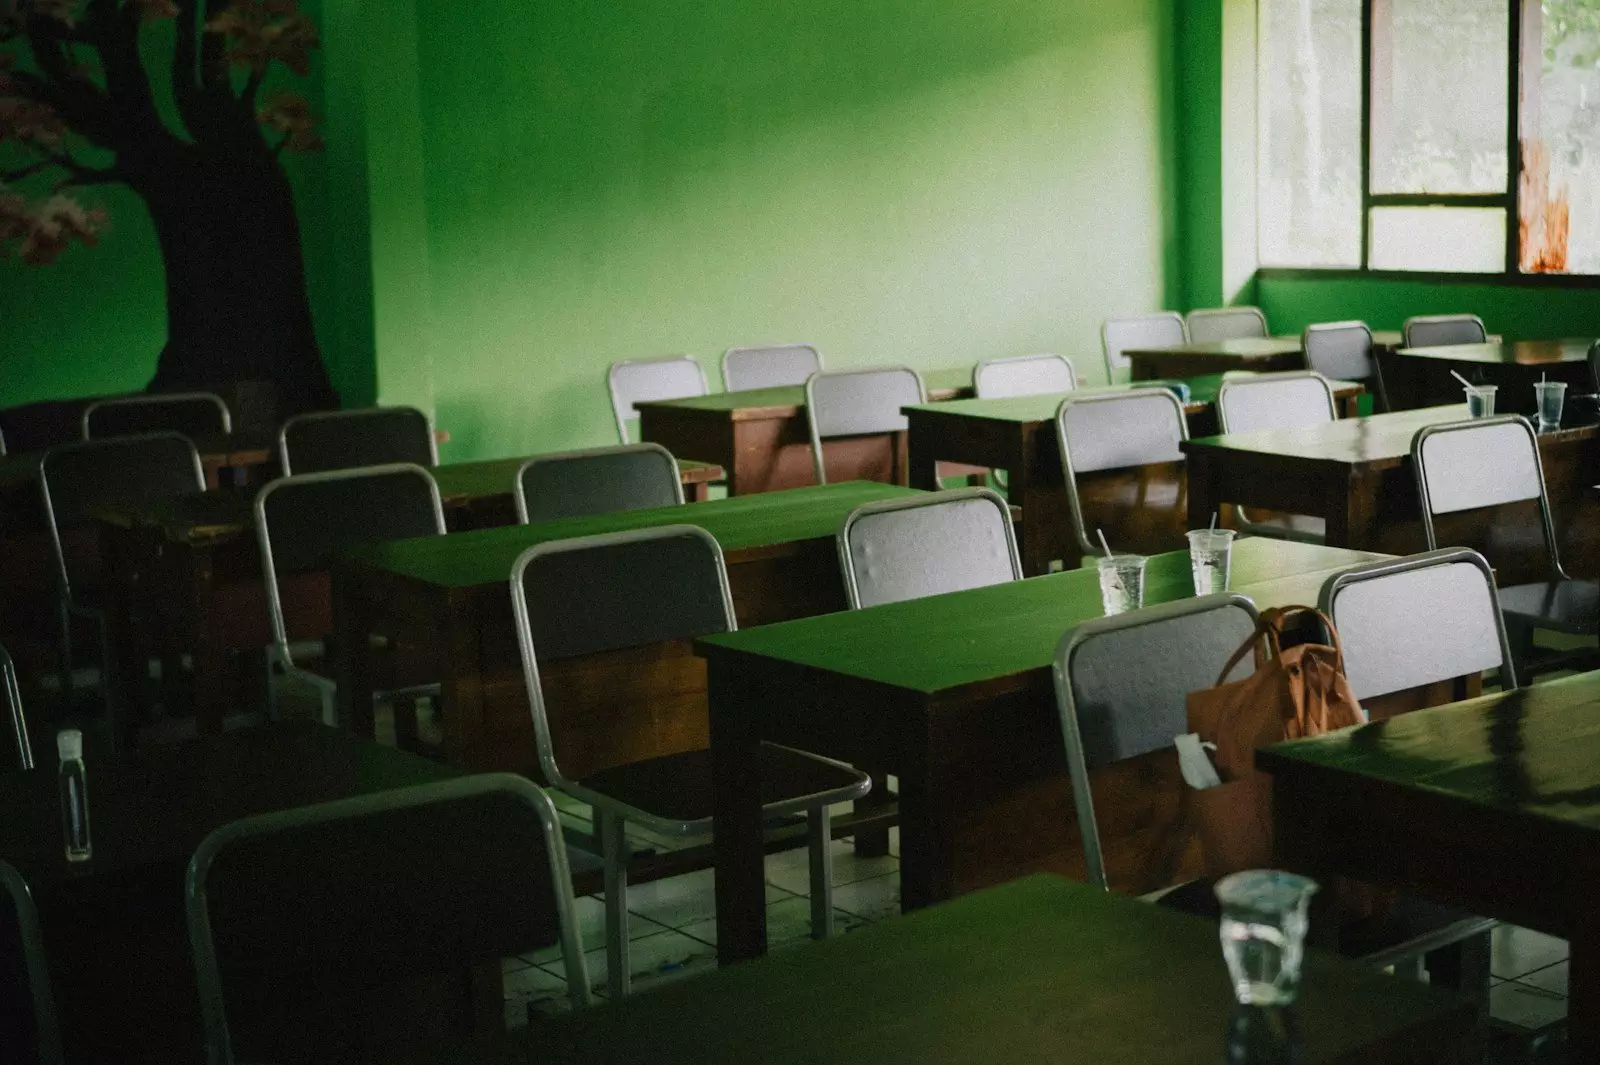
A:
<box><xmin>1157</xmin><ymin>879</ymin><xmax>1492</xmax><ymax>969</ymax></box>
<box><xmin>578</xmin><ymin>743</ymin><xmax>870</xmax><ymax>830</ymax></box>
<box><xmin>1241</xmin><ymin>513</ymin><xmax>1326</xmax><ymax>543</ymax></box>
<box><xmin>1498</xmin><ymin>578</ymin><xmax>1600</xmax><ymax>634</ymax></box>
<box><xmin>1336</xmin><ymin>894</ymin><xmax>1496</xmax><ymax>969</ymax></box>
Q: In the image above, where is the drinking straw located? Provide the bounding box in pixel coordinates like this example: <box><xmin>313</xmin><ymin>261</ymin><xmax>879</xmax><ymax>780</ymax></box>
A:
<box><xmin>1209</xmin><ymin>512</ymin><xmax>1218</xmax><ymax>532</ymax></box>
<box><xmin>1097</xmin><ymin>528</ymin><xmax>1112</xmax><ymax>557</ymax></box>
<box><xmin>1449</xmin><ymin>369</ymin><xmax>1474</xmax><ymax>390</ymax></box>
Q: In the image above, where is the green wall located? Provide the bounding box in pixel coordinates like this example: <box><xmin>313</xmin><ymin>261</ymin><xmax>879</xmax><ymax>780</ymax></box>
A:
<box><xmin>1258</xmin><ymin>275</ymin><xmax>1600</xmax><ymax>339</ymax></box>
<box><xmin>389</xmin><ymin>0</ymin><xmax>1178</xmax><ymax>460</ymax></box>
<box><xmin>0</xmin><ymin>0</ymin><xmax>375</xmax><ymax>413</ymax></box>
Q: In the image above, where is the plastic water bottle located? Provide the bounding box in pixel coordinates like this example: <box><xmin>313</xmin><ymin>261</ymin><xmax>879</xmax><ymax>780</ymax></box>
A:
<box><xmin>57</xmin><ymin>729</ymin><xmax>91</xmax><ymax>863</ymax></box>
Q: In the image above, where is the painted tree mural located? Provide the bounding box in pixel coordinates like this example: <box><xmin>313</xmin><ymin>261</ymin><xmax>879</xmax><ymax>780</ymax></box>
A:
<box><xmin>0</xmin><ymin>0</ymin><xmax>336</xmax><ymax>413</ymax></box>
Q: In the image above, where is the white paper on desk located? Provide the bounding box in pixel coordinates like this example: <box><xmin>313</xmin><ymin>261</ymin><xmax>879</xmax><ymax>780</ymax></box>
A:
<box><xmin>1174</xmin><ymin>733</ymin><xmax>1223</xmax><ymax>790</ymax></box>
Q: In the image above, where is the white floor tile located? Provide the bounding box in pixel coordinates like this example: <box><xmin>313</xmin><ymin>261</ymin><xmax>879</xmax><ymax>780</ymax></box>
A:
<box><xmin>519</xmin><ymin>894</ymin><xmax>672</xmax><ymax>965</ymax></box>
<box><xmin>549</xmin><ymin>927</ymin><xmax>718</xmax><ymax>997</ymax></box>
<box><xmin>1492</xmin><ymin>926</ymin><xmax>1569</xmax><ymax>981</ymax></box>
<box><xmin>828</xmin><ymin>871</ymin><xmax>902</xmax><ymax>922</ymax></box>
<box><xmin>622</xmin><ymin>867</ymin><xmax>793</xmax><ymax>930</ymax></box>
<box><xmin>765</xmin><ymin>837</ymin><xmax>899</xmax><ymax>895</ymax></box>
<box><xmin>677</xmin><ymin>896</ymin><xmax>866</xmax><ymax>949</ymax></box>
<box><xmin>1490</xmin><ymin>982</ymin><xmax>1567</xmax><ymax>1032</ymax></box>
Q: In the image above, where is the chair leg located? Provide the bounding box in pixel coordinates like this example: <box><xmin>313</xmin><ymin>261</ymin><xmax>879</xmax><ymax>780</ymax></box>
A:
<box><xmin>319</xmin><ymin>683</ymin><xmax>337</xmax><ymax>728</ymax></box>
<box><xmin>392</xmin><ymin>696</ymin><xmax>420</xmax><ymax>752</ymax></box>
<box><xmin>56</xmin><ymin>599</ymin><xmax>73</xmax><ymax>708</ymax></box>
<box><xmin>263</xmin><ymin>651</ymin><xmax>280</xmax><ymax>723</ymax></box>
<box><xmin>807</xmin><ymin>806</ymin><xmax>835</xmax><ymax>940</ymax></box>
<box><xmin>1426</xmin><ymin>930</ymin><xmax>1492</xmax><ymax>997</ymax></box>
<box><xmin>1391</xmin><ymin>955</ymin><xmax>1426</xmax><ymax>982</ymax></box>
<box><xmin>600</xmin><ymin>809</ymin><xmax>631</xmax><ymax>999</ymax></box>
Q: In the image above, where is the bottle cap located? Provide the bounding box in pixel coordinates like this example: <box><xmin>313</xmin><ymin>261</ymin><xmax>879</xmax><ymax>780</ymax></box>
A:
<box><xmin>56</xmin><ymin>729</ymin><xmax>83</xmax><ymax>761</ymax></box>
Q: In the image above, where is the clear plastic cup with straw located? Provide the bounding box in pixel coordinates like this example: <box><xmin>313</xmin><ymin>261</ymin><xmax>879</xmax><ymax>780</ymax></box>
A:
<box><xmin>1094</xmin><ymin>529</ymin><xmax>1146</xmax><ymax>616</ymax></box>
<box><xmin>1534</xmin><ymin>375</ymin><xmax>1566</xmax><ymax>432</ymax></box>
<box><xmin>1451</xmin><ymin>369</ymin><xmax>1496</xmax><ymax>418</ymax></box>
<box><xmin>1187</xmin><ymin>513</ymin><xmax>1235</xmax><ymax>596</ymax></box>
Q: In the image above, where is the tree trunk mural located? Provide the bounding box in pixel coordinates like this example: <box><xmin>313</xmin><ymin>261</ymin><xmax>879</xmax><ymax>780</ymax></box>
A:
<box><xmin>0</xmin><ymin>0</ymin><xmax>337</xmax><ymax>415</ymax></box>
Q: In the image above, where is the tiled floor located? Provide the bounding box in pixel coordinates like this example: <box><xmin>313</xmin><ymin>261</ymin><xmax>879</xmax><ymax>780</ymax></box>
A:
<box><xmin>500</xmin><ymin>801</ymin><xmax>901</xmax><ymax>1028</ymax></box>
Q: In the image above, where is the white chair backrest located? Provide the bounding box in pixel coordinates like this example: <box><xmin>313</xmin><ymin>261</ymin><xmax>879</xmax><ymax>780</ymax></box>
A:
<box><xmin>838</xmin><ymin>489</ymin><xmax>1021</xmax><ymax>609</ymax></box>
<box><xmin>972</xmin><ymin>354</ymin><xmax>1077</xmax><ymax>399</ymax></box>
<box><xmin>1054</xmin><ymin>594</ymin><xmax>1260</xmax><ymax>888</ymax></box>
<box><xmin>607</xmin><ymin>356</ymin><xmax>709</xmax><ymax>444</ymax></box>
<box><xmin>721</xmin><ymin>344</ymin><xmax>822</xmax><ymax>392</ymax></box>
<box><xmin>1102</xmin><ymin>314</ymin><xmax>1187</xmax><ymax>377</ymax></box>
<box><xmin>1413</xmin><ymin>417</ymin><xmax>1543</xmax><ymax>515</ymax></box>
<box><xmin>1303</xmin><ymin>321</ymin><xmax>1377</xmax><ymax>382</ymax></box>
<box><xmin>1057</xmin><ymin>389</ymin><xmax>1187</xmax><ymax>474</ymax></box>
<box><xmin>805</xmin><ymin>367</ymin><xmax>925</xmax><ymax>484</ymax></box>
<box><xmin>515</xmin><ymin>444</ymin><xmax>684</xmax><ymax>525</ymax></box>
<box><xmin>1186</xmin><ymin>307</ymin><xmax>1268</xmax><ymax>343</ymax></box>
<box><xmin>1403</xmin><ymin>314</ymin><xmax>1487</xmax><ymax>348</ymax></box>
<box><xmin>1321</xmin><ymin>550</ymin><xmax>1513</xmax><ymax>700</ymax></box>
<box><xmin>1216</xmin><ymin>372</ymin><xmax>1337</xmax><ymax>434</ymax></box>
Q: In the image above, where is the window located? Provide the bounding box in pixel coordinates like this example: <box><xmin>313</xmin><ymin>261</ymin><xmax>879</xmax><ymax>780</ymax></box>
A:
<box><xmin>1258</xmin><ymin>0</ymin><xmax>1600</xmax><ymax>278</ymax></box>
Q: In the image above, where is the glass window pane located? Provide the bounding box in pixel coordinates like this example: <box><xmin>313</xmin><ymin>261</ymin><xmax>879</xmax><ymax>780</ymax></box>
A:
<box><xmin>1371</xmin><ymin>0</ymin><xmax>1509</xmax><ymax>194</ymax></box>
<box><xmin>1369</xmin><ymin>206</ymin><xmax>1508</xmax><ymax>270</ymax></box>
<box><xmin>1520</xmin><ymin>0</ymin><xmax>1600</xmax><ymax>274</ymax></box>
<box><xmin>1257</xmin><ymin>0</ymin><xmax>1363</xmax><ymax>267</ymax></box>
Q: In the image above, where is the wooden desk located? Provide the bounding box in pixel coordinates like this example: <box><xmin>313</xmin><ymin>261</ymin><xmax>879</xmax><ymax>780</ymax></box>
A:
<box><xmin>0</xmin><ymin>722</ymin><xmax>462</xmax><ymax>1063</ymax></box>
<box><xmin>638</xmin><ymin>367</ymin><xmax>971</xmax><ymax>496</ymax></box>
<box><xmin>1383</xmin><ymin>339</ymin><xmax>1596</xmax><ymax>414</ymax></box>
<box><xmin>700</xmin><ymin>538</ymin><xmax>1386</xmax><ymax>963</ymax></box>
<box><xmin>405</xmin><ymin>875</ymin><xmax>1474</xmax><ymax>1065</ymax></box>
<box><xmin>1182</xmin><ymin>406</ymin><xmax>1600</xmax><ymax>583</ymax></box>
<box><xmin>1125</xmin><ymin>331</ymin><xmax>1411</xmax><ymax>382</ymax></box>
<box><xmin>333</xmin><ymin>482</ymin><xmax>921</xmax><ymax>775</ymax></box>
<box><xmin>1260</xmin><ymin>671</ymin><xmax>1600</xmax><ymax>1061</ymax></box>
<box><xmin>904</xmin><ymin>375</ymin><xmax>1364</xmax><ymax>575</ymax></box>
<box><xmin>92</xmin><ymin>457</ymin><xmax>726</xmax><ymax>732</ymax></box>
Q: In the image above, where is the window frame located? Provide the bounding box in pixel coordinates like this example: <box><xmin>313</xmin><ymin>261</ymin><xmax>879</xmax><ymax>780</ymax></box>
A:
<box><xmin>1257</xmin><ymin>0</ymin><xmax>1600</xmax><ymax>285</ymax></box>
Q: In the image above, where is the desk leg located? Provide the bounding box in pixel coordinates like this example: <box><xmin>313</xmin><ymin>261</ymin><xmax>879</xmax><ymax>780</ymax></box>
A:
<box><xmin>1323</xmin><ymin>473</ymin><xmax>1377</xmax><ymax>550</ymax></box>
<box><xmin>896</xmin><ymin>744</ymin><xmax>956</xmax><ymax>912</ymax></box>
<box><xmin>710</xmin><ymin>656</ymin><xmax>768</xmax><ymax>965</ymax></box>
<box><xmin>908</xmin><ymin>431</ymin><xmax>941</xmax><ymax>491</ymax></box>
<box><xmin>1186</xmin><ymin>451</ymin><xmax>1223</xmax><ymax>535</ymax></box>
<box><xmin>334</xmin><ymin>566</ymin><xmax>377</xmax><ymax>738</ymax></box>
<box><xmin>1013</xmin><ymin>427</ymin><xmax>1074</xmax><ymax>576</ymax></box>
<box><xmin>1570</xmin><ymin>913</ymin><xmax>1600</xmax><ymax>1062</ymax></box>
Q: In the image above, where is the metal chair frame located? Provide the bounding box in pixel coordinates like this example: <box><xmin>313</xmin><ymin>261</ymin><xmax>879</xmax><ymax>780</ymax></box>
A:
<box><xmin>38</xmin><ymin>432</ymin><xmax>205</xmax><ymax>731</ymax></box>
<box><xmin>1054</xmin><ymin>388</ymin><xmax>1189</xmax><ymax>559</ymax></box>
<box><xmin>1411</xmin><ymin>416</ymin><xmax>1568</xmax><ymax>578</ymax></box>
<box><xmin>836</xmin><ymin>487</ymin><xmax>1022</xmax><ymax>609</ymax></box>
<box><xmin>509</xmin><ymin>525</ymin><xmax>869</xmax><ymax>998</ymax></box>
<box><xmin>185</xmin><ymin>774</ymin><xmax>590</xmax><ymax>1065</ymax></box>
<box><xmin>1303</xmin><ymin>320</ymin><xmax>1390</xmax><ymax>413</ymax></box>
<box><xmin>1053</xmin><ymin>593</ymin><xmax>1261</xmax><ymax>889</ymax></box>
<box><xmin>512</xmin><ymin>443</ymin><xmax>684</xmax><ymax>525</ymax></box>
<box><xmin>971</xmin><ymin>353</ymin><xmax>1077</xmax><ymax>399</ymax></box>
<box><xmin>803</xmin><ymin>366</ymin><xmax>926</xmax><ymax>485</ymax></box>
<box><xmin>1411</xmin><ymin>416</ymin><xmax>1595</xmax><ymax>674</ymax></box>
<box><xmin>0</xmin><ymin>860</ymin><xmax>62</xmax><ymax>1065</ymax></box>
<box><xmin>1318</xmin><ymin>548</ymin><xmax>1518</xmax><ymax>697</ymax></box>
<box><xmin>1185</xmin><ymin>306</ymin><xmax>1269</xmax><ymax>343</ymax></box>
<box><xmin>254</xmin><ymin>463</ymin><xmax>447</xmax><ymax>726</ymax></box>
<box><xmin>607</xmin><ymin>355</ymin><xmax>709</xmax><ymax>445</ymax></box>
<box><xmin>1216</xmin><ymin>371</ymin><xmax>1338</xmax><ymax>544</ymax></box>
<box><xmin>720</xmin><ymin>343</ymin><xmax>822</xmax><ymax>393</ymax></box>
<box><xmin>277</xmin><ymin>406</ymin><xmax>438</xmax><ymax>476</ymax></box>
<box><xmin>81</xmin><ymin>391</ymin><xmax>232</xmax><ymax>440</ymax></box>
<box><xmin>1402</xmin><ymin>314</ymin><xmax>1488</xmax><ymax>348</ymax></box>
<box><xmin>1101</xmin><ymin>312</ymin><xmax>1187</xmax><ymax>380</ymax></box>
<box><xmin>0</xmin><ymin>644</ymin><xmax>36</xmax><ymax>770</ymax></box>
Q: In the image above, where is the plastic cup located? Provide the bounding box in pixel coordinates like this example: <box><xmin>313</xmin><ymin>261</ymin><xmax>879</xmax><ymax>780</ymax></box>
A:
<box><xmin>1186</xmin><ymin>528</ymin><xmax>1235</xmax><ymax>595</ymax></box>
<box><xmin>1464</xmin><ymin>385</ymin><xmax>1497</xmax><ymax>419</ymax></box>
<box><xmin>1534</xmin><ymin>380</ymin><xmax>1567</xmax><ymax>432</ymax></box>
<box><xmin>1216</xmin><ymin>870</ymin><xmax>1319</xmax><ymax>1007</ymax></box>
<box><xmin>1096</xmin><ymin>553</ymin><xmax>1147</xmax><ymax>616</ymax></box>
